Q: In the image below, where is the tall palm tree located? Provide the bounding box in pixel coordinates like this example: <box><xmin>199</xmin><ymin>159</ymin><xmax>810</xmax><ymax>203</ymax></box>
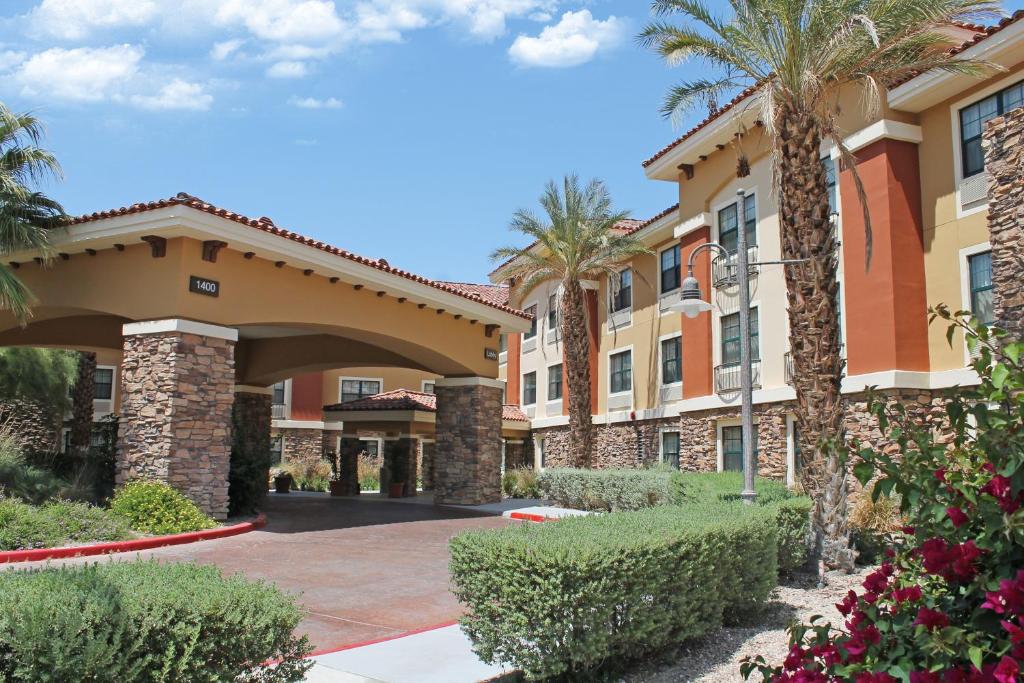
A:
<box><xmin>639</xmin><ymin>0</ymin><xmax>1000</xmax><ymax>568</ymax></box>
<box><xmin>493</xmin><ymin>176</ymin><xmax>650</xmax><ymax>468</ymax></box>
<box><xmin>0</xmin><ymin>103</ymin><xmax>67</xmax><ymax>321</ymax></box>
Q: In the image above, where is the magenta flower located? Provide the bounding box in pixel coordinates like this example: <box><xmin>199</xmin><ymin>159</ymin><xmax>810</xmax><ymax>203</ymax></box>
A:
<box><xmin>946</xmin><ymin>506</ymin><xmax>969</xmax><ymax>528</ymax></box>
<box><xmin>993</xmin><ymin>656</ymin><xmax>1019</xmax><ymax>683</ymax></box>
<box><xmin>913</xmin><ymin>607</ymin><xmax>949</xmax><ymax>630</ymax></box>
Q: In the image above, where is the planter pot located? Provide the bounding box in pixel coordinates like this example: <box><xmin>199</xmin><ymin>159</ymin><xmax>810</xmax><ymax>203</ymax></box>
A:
<box><xmin>329</xmin><ymin>480</ymin><xmax>345</xmax><ymax>497</ymax></box>
<box><xmin>388</xmin><ymin>482</ymin><xmax>405</xmax><ymax>498</ymax></box>
<box><xmin>274</xmin><ymin>476</ymin><xmax>292</xmax><ymax>494</ymax></box>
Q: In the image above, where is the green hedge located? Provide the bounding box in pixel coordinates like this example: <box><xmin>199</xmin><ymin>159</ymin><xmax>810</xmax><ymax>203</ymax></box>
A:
<box><xmin>110</xmin><ymin>481</ymin><xmax>216</xmax><ymax>535</ymax></box>
<box><xmin>537</xmin><ymin>467</ymin><xmax>685</xmax><ymax>511</ymax></box>
<box><xmin>450</xmin><ymin>504</ymin><xmax>778</xmax><ymax>679</ymax></box>
<box><xmin>0</xmin><ymin>497</ymin><xmax>134</xmax><ymax>551</ymax></box>
<box><xmin>0</xmin><ymin>560</ymin><xmax>311</xmax><ymax>682</ymax></box>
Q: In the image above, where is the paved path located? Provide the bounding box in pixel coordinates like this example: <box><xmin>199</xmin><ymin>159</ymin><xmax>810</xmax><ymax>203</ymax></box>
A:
<box><xmin>13</xmin><ymin>493</ymin><xmax>512</xmax><ymax>652</ymax></box>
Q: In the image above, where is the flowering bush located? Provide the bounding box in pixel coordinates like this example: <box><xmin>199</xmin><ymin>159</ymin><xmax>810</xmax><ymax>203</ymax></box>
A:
<box><xmin>742</xmin><ymin>308</ymin><xmax>1024</xmax><ymax>682</ymax></box>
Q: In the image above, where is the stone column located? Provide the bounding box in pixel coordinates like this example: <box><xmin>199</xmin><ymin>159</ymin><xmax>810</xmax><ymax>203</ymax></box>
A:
<box><xmin>337</xmin><ymin>436</ymin><xmax>361</xmax><ymax>495</ymax></box>
<box><xmin>231</xmin><ymin>386</ymin><xmax>272</xmax><ymax>514</ymax></box>
<box><xmin>434</xmin><ymin>377</ymin><xmax>503</xmax><ymax>505</ymax></box>
<box><xmin>117</xmin><ymin>320</ymin><xmax>237</xmax><ymax>519</ymax></box>
<box><xmin>420</xmin><ymin>439</ymin><xmax>436</xmax><ymax>490</ymax></box>
<box><xmin>382</xmin><ymin>435</ymin><xmax>418</xmax><ymax>497</ymax></box>
<box><xmin>984</xmin><ymin>108</ymin><xmax>1024</xmax><ymax>339</ymax></box>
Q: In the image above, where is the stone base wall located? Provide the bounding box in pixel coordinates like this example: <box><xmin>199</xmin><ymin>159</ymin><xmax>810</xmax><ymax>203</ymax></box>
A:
<box><xmin>382</xmin><ymin>437</ymin><xmax>417</xmax><ymax>496</ymax></box>
<box><xmin>434</xmin><ymin>382</ymin><xmax>503</xmax><ymax>505</ymax></box>
<box><xmin>117</xmin><ymin>331</ymin><xmax>235</xmax><ymax>519</ymax></box>
<box><xmin>984</xmin><ymin>107</ymin><xmax>1024</xmax><ymax>339</ymax></box>
<box><xmin>503</xmin><ymin>439</ymin><xmax>534</xmax><ymax>470</ymax></box>
<box><xmin>421</xmin><ymin>441</ymin><xmax>435</xmax><ymax>490</ymax></box>
<box><xmin>272</xmin><ymin>427</ymin><xmax>326</xmax><ymax>466</ymax></box>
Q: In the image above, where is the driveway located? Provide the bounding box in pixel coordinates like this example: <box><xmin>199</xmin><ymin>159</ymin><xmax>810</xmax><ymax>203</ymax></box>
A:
<box><xmin>14</xmin><ymin>493</ymin><xmax>512</xmax><ymax>652</ymax></box>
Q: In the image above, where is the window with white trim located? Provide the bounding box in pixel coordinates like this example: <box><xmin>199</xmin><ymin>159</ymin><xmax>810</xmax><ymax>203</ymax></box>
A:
<box><xmin>524</xmin><ymin>305</ymin><xmax>537</xmax><ymax>339</ymax></box>
<box><xmin>661</xmin><ymin>336</ymin><xmax>681</xmax><ymax>385</ymax></box>
<box><xmin>720</xmin><ymin>308</ymin><xmax>760</xmax><ymax>366</ymax></box>
<box><xmin>523</xmin><ymin>371</ymin><xmax>537</xmax><ymax>405</ymax></box>
<box><xmin>718</xmin><ymin>193</ymin><xmax>756</xmax><ymax>254</ymax></box>
<box><xmin>548</xmin><ymin>364</ymin><xmax>562</xmax><ymax>401</ymax></box>
<box><xmin>661</xmin><ymin>431</ymin><xmax>680</xmax><ymax>469</ymax></box>
<box><xmin>960</xmin><ymin>80</ymin><xmax>1023</xmax><ymax>178</ymax></box>
<box><xmin>93</xmin><ymin>367</ymin><xmax>114</xmax><ymax>401</ymax></box>
<box><xmin>610</xmin><ymin>268</ymin><xmax>632</xmax><ymax>313</ymax></box>
<box><xmin>660</xmin><ymin>245</ymin><xmax>681</xmax><ymax>293</ymax></box>
<box><xmin>968</xmin><ymin>251</ymin><xmax>994</xmax><ymax>325</ymax></box>
<box><xmin>547</xmin><ymin>294</ymin><xmax>557</xmax><ymax>330</ymax></box>
<box><xmin>609</xmin><ymin>350</ymin><xmax>632</xmax><ymax>394</ymax></box>
<box><xmin>823</xmin><ymin>156</ymin><xmax>838</xmax><ymax>215</ymax></box>
<box><xmin>340</xmin><ymin>379</ymin><xmax>381</xmax><ymax>403</ymax></box>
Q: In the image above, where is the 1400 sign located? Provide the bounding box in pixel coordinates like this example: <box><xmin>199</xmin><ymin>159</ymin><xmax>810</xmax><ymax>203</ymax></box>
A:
<box><xmin>189</xmin><ymin>276</ymin><xmax>219</xmax><ymax>297</ymax></box>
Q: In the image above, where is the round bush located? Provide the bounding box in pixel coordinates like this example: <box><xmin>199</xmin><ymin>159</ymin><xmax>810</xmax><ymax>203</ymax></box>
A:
<box><xmin>0</xmin><ymin>497</ymin><xmax>134</xmax><ymax>551</ymax></box>
<box><xmin>109</xmin><ymin>481</ymin><xmax>216</xmax><ymax>535</ymax></box>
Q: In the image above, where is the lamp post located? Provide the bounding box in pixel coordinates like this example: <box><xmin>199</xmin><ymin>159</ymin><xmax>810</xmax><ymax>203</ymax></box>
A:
<box><xmin>669</xmin><ymin>188</ymin><xmax>805</xmax><ymax>505</ymax></box>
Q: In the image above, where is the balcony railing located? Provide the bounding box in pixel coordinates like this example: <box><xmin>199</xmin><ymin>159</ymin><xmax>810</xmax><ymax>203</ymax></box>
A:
<box><xmin>712</xmin><ymin>246</ymin><xmax>759</xmax><ymax>288</ymax></box>
<box><xmin>271</xmin><ymin>403</ymin><xmax>287</xmax><ymax>419</ymax></box>
<box><xmin>714</xmin><ymin>360</ymin><xmax>761</xmax><ymax>394</ymax></box>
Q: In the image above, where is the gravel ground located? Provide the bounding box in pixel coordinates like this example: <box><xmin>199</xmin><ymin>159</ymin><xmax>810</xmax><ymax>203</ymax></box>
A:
<box><xmin>624</xmin><ymin>568</ymin><xmax>870</xmax><ymax>683</ymax></box>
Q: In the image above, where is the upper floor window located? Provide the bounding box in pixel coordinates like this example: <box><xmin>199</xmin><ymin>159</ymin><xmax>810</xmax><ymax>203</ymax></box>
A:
<box><xmin>660</xmin><ymin>245</ymin><xmax>681</xmax><ymax>293</ymax></box>
<box><xmin>341</xmin><ymin>379</ymin><xmax>381</xmax><ymax>403</ymax></box>
<box><xmin>548</xmin><ymin>364</ymin><xmax>563</xmax><ymax>401</ymax></box>
<box><xmin>422</xmin><ymin>381</ymin><xmax>435</xmax><ymax>394</ymax></box>
<box><xmin>661</xmin><ymin>336</ymin><xmax>681</xmax><ymax>385</ymax></box>
<box><xmin>271</xmin><ymin>381</ymin><xmax>286</xmax><ymax>405</ymax></box>
<box><xmin>610</xmin><ymin>350</ymin><xmax>632</xmax><ymax>394</ymax></box>
<box><xmin>94</xmin><ymin>367</ymin><xmax>114</xmax><ymax>401</ymax></box>
<box><xmin>610</xmin><ymin>268</ymin><xmax>632</xmax><ymax>313</ymax></box>
<box><xmin>823</xmin><ymin>157</ymin><xmax>838</xmax><ymax>215</ymax></box>
<box><xmin>969</xmin><ymin>251</ymin><xmax>994</xmax><ymax>325</ymax></box>
<box><xmin>720</xmin><ymin>308</ymin><xmax>760</xmax><ymax>366</ymax></box>
<box><xmin>960</xmin><ymin>79</ymin><xmax>1024</xmax><ymax>178</ymax></box>
<box><xmin>548</xmin><ymin>294</ymin><xmax>558</xmax><ymax>330</ymax></box>
<box><xmin>718</xmin><ymin>193</ymin><xmax>756</xmax><ymax>254</ymax></box>
<box><xmin>524</xmin><ymin>305</ymin><xmax>537</xmax><ymax>340</ymax></box>
<box><xmin>523</xmin><ymin>371</ymin><xmax>537</xmax><ymax>405</ymax></box>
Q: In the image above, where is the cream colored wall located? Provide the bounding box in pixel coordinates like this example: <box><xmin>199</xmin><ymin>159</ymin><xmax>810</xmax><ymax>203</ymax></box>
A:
<box><xmin>919</xmin><ymin>63</ymin><xmax>1024</xmax><ymax>371</ymax></box>
<box><xmin>512</xmin><ymin>279</ymin><xmax>563</xmax><ymax>417</ymax></box>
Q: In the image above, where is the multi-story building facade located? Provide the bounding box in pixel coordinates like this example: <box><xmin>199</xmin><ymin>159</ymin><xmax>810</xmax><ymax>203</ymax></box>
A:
<box><xmin>495</xmin><ymin>13</ymin><xmax>1024</xmax><ymax>482</ymax></box>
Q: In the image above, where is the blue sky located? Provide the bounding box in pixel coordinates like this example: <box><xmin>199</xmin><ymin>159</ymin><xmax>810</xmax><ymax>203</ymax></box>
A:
<box><xmin>0</xmin><ymin>1</ymin><xmax>1020</xmax><ymax>283</ymax></box>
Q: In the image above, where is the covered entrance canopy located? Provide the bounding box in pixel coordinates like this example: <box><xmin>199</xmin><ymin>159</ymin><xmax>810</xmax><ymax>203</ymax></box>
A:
<box><xmin>0</xmin><ymin>193</ymin><xmax>530</xmax><ymax>517</ymax></box>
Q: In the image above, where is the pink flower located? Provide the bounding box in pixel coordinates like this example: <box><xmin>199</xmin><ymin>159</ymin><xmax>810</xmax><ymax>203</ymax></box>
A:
<box><xmin>910</xmin><ymin>672</ymin><xmax>942</xmax><ymax>683</ymax></box>
<box><xmin>993</xmin><ymin>656</ymin><xmax>1019</xmax><ymax>683</ymax></box>
<box><xmin>892</xmin><ymin>585</ymin><xmax>923</xmax><ymax>604</ymax></box>
<box><xmin>946</xmin><ymin>506</ymin><xmax>969</xmax><ymax>528</ymax></box>
<box><xmin>836</xmin><ymin>590</ymin><xmax>858</xmax><ymax>616</ymax></box>
<box><xmin>913</xmin><ymin>607</ymin><xmax>949</xmax><ymax>630</ymax></box>
<box><xmin>864</xmin><ymin>567</ymin><xmax>890</xmax><ymax>594</ymax></box>
<box><xmin>982</xmin><ymin>475</ymin><xmax>1023</xmax><ymax>514</ymax></box>
<box><xmin>983</xmin><ymin>571</ymin><xmax>1024</xmax><ymax>616</ymax></box>
<box><xmin>783</xmin><ymin>644</ymin><xmax>806</xmax><ymax>670</ymax></box>
<box><xmin>857</xmin><ymin>674</ymin><xmax>897</xmax><ymax>683</ymax></box>
<box><xmin>935</xmin><ymin>468</ymin><xmax>948</xmax><ymax>483</ymax></box>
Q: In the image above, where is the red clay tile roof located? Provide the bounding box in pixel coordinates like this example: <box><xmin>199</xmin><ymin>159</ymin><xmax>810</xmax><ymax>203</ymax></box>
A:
<box><xmin>437</xmin><ymin>281</ymin><xmax>510</xmax><ymax>307</ymax></box>
<box><xmin>643</xmin><ymin>11</ymin><xmax>1024</xmax><ymax>169</ymax></box>
<box><xmin>323</xmin><ymin>388</ymin><xmax>529</xmax><ymax>422</ymax></box>
<box><xmin>622</xmin><ymin>203</ymin><xmax>680</xmax><ymax>235</ymax></box>
<box><xmin>69</xmin><ymin>192</ymin><xmax>529</xmax><ymax>320</ymax></box>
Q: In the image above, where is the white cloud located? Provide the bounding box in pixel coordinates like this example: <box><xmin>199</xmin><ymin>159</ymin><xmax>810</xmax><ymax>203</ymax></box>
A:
<box><xmin>27</xmin><ymin>0</ymin><xmax>160</xmax><ymax>40</ymax></box>
<box><xmin>12</xmin><ymin>44</ymin><xmax>143</xmax><ymax>102</ymax></box>
<box><xmin>210</xmin><ymin>0</ymin><xmax>347</xmax><ymax>43</ymax></box>
<box><xmin>130</xmin><ymin>78</ymin><xmax>213</xmax><ymax>110</ymax></box>
<box><xmin>289</xmin><ymin>95</ymin><xmax>343</xmax><ymax>109</ymax></box>
<box><xmin>210</xmin><ymin>38</ymin><xmax>245</xmax><ymax>61</ymax></box>
<box><xmin>508</xmin><ymin>10</ymin><xmax>624</xmax><ymax>68</ymax></box>
<box><xmin>0</xmin><ymin>51</ymin><xmax>27</xmax><ymax>71</ymax></box>
<box><xmin>267</xmin><ymin>60</ymin><xmax>309</xmax><ymax>78</ymax></box>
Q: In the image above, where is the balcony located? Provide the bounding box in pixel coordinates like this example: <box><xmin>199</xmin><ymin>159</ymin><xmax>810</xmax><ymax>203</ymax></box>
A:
<box><xmin>712</xmin><ymin>246</ymin><xmax>759</xmax><ymax>288</ymax></box>
<box><xmin>714</xmin><ymin>361</ymin><xmax>761</xmax><ymax>394</ymax></box>
<box><xmin>271</xmin><ymin>403</ymin><xmax>287</xmax><ymax>419</ymax></box>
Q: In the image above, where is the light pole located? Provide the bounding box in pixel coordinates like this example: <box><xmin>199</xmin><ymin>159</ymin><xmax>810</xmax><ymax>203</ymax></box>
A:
<box><xmin>669</xmin><ymin>188</ymin><xmax>805</xmax><ymax>505</ymax></box>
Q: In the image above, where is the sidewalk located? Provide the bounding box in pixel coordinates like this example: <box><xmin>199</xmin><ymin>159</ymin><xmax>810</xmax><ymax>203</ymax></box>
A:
<box><xmin>303</xmin><ymin>623</ymin><xmax>513</xmax><ymax>683</ymax></box>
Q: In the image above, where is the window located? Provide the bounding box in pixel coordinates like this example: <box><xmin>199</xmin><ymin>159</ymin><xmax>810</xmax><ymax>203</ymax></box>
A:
<box><xmin>610</xmin><ymin>268</ymin><xmax>632</xmax><ymax>313</ymax></box>
<box><xmin>270</xmin><ymin>435</ymin><xmax>283</xmax><ymax>465</ymax></box>
<box><xmin>548</xmin><ymin>364</ymin><xmax>562</xmax><ymax>401</ymax></box>
<box><xmin>524</xmin><ymin>305</ymin><xmax>537</xmax><ymax>339</ymax></box>
<box><xmin>969</xmin><ymin>251</ymin><xmax>994</xmax><ymax>325</ymax></box>
<box><xmin>422</xmin><ymin>381</ymin><xmax>435</xmax><ymax>394</ymax></box>
<box><xmin>661</xmin><ymin>431</ymin><xmax>680</xmax><ymax>469</ymax></box>
<box><xmin>548</xmin><ymin>294</ymin><xmax>558</xmax><ymax>330</ymax></box>
<box><xmin>660</xmin><ymin>245</ymin><xmax>681</xmax><ymax>293</ymax></box>
<box><xmin>340</xmin><ymin>379</ymin><xmax>381</xmax><ymax>403</ymax></box>
<box><xmin>661</xmin><ymin>336</ymin><xmax>681</xmax><ymax>385</ymax></box>
<box><xmin>271</xmin><ymin>381</ymin><xmax>286</xmax><ymax>405</ymax></box>
<box><xmin>523</xmin><ymin>371</ymin><xmax>537</xmax><ymax>405</ymax></box>
<box><xmin>960</xmin><ymin>79</ymin><xmax>1024</xmax><ymax>178</ymax></box>
<box><xmin>718</xmin><ymin>193</ymin><xmax>757</xmax><ymax>254</ymax></box>
<box><xmin>93</xmin><ymin>367</ymin><xmax>114</xmax><ymax>401</ymax></box>
<box><xmin>823</xmin><ymin>156</ymin><xmax>838</xmax><ymax>215</ymax></box>
<box><xmin>721</xmin><ymin>425</ymin><xmax>758</xmax><ymax>473</ymax></box>
<box><xmin>359</xmin><ymin>439</ymin><xmax>379</xmax><ymax>458</ymax></box>
<box><xmin>609</xmin><ymin>350</ymin><xmax>632</xmax><ymax>394</ymax></box>
<box><xmin>720</xmin><ymin>308</ymin><xmax>760</xmax><ymax>366</ymax></box>
<box><xmin>791</xmin><ymin>420</ymin><xmax>801</xmax><ymax>475</ymax></box>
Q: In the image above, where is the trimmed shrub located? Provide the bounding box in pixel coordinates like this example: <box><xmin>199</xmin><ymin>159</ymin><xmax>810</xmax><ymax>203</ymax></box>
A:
<box><xmin>772</xmin><ymin>497</ymin><xmax>813</xmax><ymax>574</ymax></box>
<box><xmin>0</xmin><ymin>497</ymin><xmax>134</xmax><ymax>550</ymax></box>
<box><xmin>679</xmin><ymin>470</ymin><xmax>793</xmax><ymax>505</ymax></box>
<box><xmin>0</xmin><ymin>559</ymin><xmax>311</xmax><ymax>682</ymax></box>
<box><xmin>110</xmin><ymin>481</ymin><xmax>216</xmax><ymax>535</ymax></box>
<box><xmin>537</xmin><ymin>467</ymin><xmax>685</xmax><ymax>511</ymax></box>
<box><xmin>502</xmin><ymin>467</ymin><xmax>540</xmax><ymax>498</ymax></box>
<box><xmin>450</xmin><ymin>504</ymin><xmax>778</xmax><ymax>679</ymax></box>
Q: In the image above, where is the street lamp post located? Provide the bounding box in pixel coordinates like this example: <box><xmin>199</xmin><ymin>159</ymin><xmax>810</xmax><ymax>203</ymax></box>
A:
<box><xmin>670</xmin><ymin>188</ymin><xmax>805</xmax><ymax>505</ymax></box>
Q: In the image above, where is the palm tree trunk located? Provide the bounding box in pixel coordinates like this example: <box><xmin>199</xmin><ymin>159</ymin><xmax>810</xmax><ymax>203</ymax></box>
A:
<box><xmin>69</xmin><ymin>351</ymin><xmax>96</xmax><ymax>456</ymax></box>
<box><xmin>560</xmin><ymin>280</ymin><xmax>593</xmax><ymax>468</ymax></box>
<box><xmin>776</xmin><ymin>102</ymin><xmax>854</xmax><ymax>571</ymax></box>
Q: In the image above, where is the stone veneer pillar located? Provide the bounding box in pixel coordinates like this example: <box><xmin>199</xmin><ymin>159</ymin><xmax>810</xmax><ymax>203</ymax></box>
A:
<box><xmin>117</xmin><ymin>319</ymin><xmax>237</xmax><ymax>519</ymax></box>
<box><xmin>383</xmin><ymin>435</ymin><xmax>418</xmax><ymax>497</ymax></box>
<box><xmin>984</xmin><ymin>107</ymin><xmax>1024</xmax><ymax>339</ymax></box>
<box><xmin>434</xmin><ymin>377</ymin><xmax>503</xmax><ymax>505</ymax></box>
<box><xmin>232</xmin><ymin>386</ymin><xmax>273</xmax><ymax>512</ymax></box>
<box><xmin>335</xmin><ymin>436</ymin><xmax>362</xmax><ymax>495</ymax></box>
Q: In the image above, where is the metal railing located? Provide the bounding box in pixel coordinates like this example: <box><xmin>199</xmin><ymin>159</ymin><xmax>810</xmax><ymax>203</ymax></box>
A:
<box><xmin>271</xmin><ymin>403</ymin><xmax>287</xmax><ymax>419</ymax></box>
<box><xmin>712</xmin><ymin>246</ymin><xmax>759</xmax><ymax>288</ymax></box>
<box><xmin>714</xmin><ymin>360</ymin><xmax>761</xmax><ymax>394</ymax></box>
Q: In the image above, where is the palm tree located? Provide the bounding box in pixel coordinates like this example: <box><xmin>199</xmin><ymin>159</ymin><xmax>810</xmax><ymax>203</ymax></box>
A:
<box><xmin>493</xmin><ymin>176</ymin><xmax>650</xmax><ymax>468</ymax></box>
<box><xmin>639</xmin><ymin>0</ymin><xmax>1000</xmax><ymax>568</ymax></box>
<box><xmin>0</xmin><ymin>103</ymin><xmax>67</xmax><ymax>321</ymax></box>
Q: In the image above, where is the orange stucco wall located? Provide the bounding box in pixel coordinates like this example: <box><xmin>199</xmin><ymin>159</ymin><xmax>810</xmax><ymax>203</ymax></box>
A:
<box><xmin>842</xmin><ymin>139</ymin><xmax>931</xmax><ymax>375</ymax></box>
<box><xmin>506</xmin><ymin>333</ymin><xmax>521</xmax><ymax>405</ymax></box>
<box><xmin>290</xmin><ymin>371</ymin><xmax>326</xmax><ymax>420</ymax></box>
<box><xmin>681</xmin><ymin>226</ymin><xmax>714</xmax><ymax>398</ymax></box>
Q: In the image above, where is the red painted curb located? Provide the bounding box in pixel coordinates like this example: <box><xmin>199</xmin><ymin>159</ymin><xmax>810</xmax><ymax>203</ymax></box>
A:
<box><xmin>305</xmin><ymin>620</ymin><xmax>460</xmax><ymax>658</ymax></box>
<box><xmin>0</xmin><ymin>513</ymin><xmax>267</xmax><ymax>564</ymax></box>
<box><xmin>507</xmin><ymin>511</ymin><xmax>557</xmax><ymax>523</ymax></box>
